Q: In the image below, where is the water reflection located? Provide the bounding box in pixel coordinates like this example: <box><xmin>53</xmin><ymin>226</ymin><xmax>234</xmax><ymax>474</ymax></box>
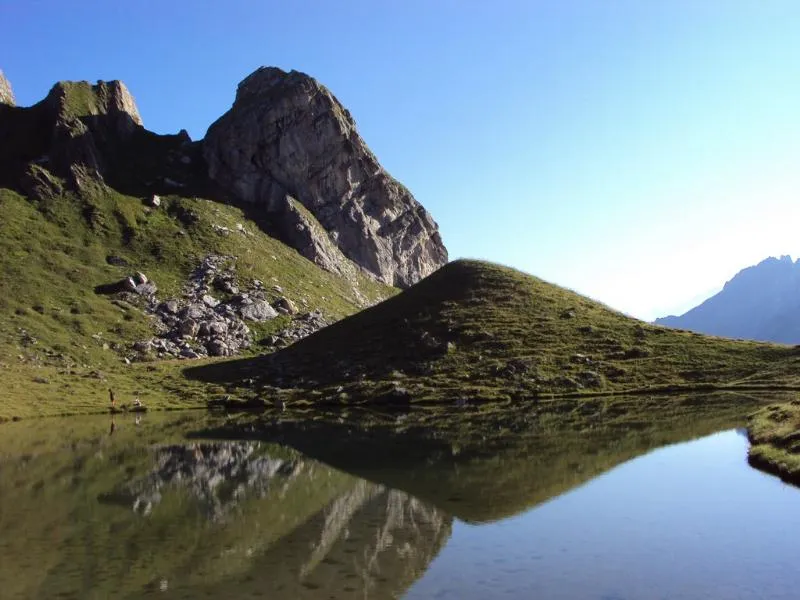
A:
<box><xmin>99</xmin><ymin>441</ymin><xmax>304</xmax><ymax>520</ymax></box>
<box><xmin>0</xmin><ymin>415</ymin><xmax>450</xmax><ymax>599</ymax></box>
<box><xmin>0</xmin><ymin>395</ymin><xmax>794</xmax><ymax>599</ymax></box>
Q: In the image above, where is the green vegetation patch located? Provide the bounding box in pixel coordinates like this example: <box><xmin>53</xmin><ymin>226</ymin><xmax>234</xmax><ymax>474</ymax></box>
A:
<box><xmin>747</xmin><ymin>400</ymin><xmax>800</xmax><ymax>484</ymax></box>
<box><xmin>0</xmin><ymin>185</ymin><xmax>392</xmax><ymax>419</ymax></box>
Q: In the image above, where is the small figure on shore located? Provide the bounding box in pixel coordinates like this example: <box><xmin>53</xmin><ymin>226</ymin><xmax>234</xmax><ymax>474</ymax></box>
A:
<box><xmin>109</xmin><ymin>388</ymin><xmax>116</xmax><ymax>408</ymax></box>
<box><xmin>274</xmin><ymin>398</ymin><xmax>286</xmax><ymax>412</ymax></box>
<box><xmin>133</xmin><ymin>393</ymin><xmax>142</xmax><ymax>408</ymax></box>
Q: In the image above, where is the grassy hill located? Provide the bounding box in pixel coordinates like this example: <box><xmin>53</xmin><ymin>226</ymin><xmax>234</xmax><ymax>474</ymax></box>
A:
<box><xmin>187</xmin><ymin>259</ymin><xmax>800</xmax><ymax>406</ymax></box>
<box><xmin>0</xmin><ymin>184</ymin><xmax>391</xmax><ymax>420</ymax></box>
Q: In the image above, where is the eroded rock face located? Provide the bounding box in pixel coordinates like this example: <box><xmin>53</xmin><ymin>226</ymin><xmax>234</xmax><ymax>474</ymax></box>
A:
<box><xmin>44</xmin><ymin>80</ymin><xmax>144</xmax><ymax>181</ymax></box>
<box><xmin>0</xmin><ymin>70</ymin><xmax>14</xmax><ymax>106</ymax></box>
<box><xmin>203</xmin><ymin>67</ymin><xmax>448</xmax><ymax>287</ymax></box>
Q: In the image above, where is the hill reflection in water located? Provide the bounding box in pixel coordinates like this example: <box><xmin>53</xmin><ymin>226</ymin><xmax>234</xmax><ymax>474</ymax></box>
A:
<box><xmin>0</xmin><ymin>394</ymin><xmax>774</xmax><ymax>599</ymax></box>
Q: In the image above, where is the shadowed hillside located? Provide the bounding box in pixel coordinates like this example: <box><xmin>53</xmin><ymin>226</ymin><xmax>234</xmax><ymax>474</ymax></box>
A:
<box><xmin>186</xmin><ymin>260</ymin><xmax>800</xmax><ymax>405</ymax></box>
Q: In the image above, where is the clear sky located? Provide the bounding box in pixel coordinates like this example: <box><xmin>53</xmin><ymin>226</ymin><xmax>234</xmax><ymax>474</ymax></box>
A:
<box><xmin>4</xmin><ymin>1</ymin><xmax>800</xmax><ymax>320</ymax></box>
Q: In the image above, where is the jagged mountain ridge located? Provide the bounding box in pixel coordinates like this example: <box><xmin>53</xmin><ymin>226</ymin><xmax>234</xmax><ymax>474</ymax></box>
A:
<box><xmin>1</xmin><ymin>66</ymin><xmax>436</xmax><ymax>414</ymax></box>
<box><xmin>655</xmin><ymin>255</ymin><xmax>800</xmax><ymax>343</ymax></box>
<box><xmin>0</xmin><ymin>67</ymin><xmax>447</xmax><ymax>287</ymax></box>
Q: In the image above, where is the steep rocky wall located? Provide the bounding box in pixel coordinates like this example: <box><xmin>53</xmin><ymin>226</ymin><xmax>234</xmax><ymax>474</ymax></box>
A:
<box><xmin>203</xmin><ymin>67</ymin><xmax>447</xmax><ymax>287</ymax></box>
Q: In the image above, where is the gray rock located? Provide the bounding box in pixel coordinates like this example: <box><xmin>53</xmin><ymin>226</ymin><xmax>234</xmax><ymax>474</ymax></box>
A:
<box><xmin>239</xmin><ymin>300</ymin><xmax>278</xmax><ymax>322</ymax></box>
<box><xmin>208</xmin><ymin>321</ymin><xmax>228</xmax><ymax>336</ymax></box>
<box><xmin>179</xmin><ymin>319</ymin><xmax>199</xmax><ymax>337</ymax></box>
<box><xmin>202</xmin><ymin>294</ymin><xmax>220</xmax><ymax>308</ymax></box>
<box><xmin>146</xmin><ymin>194</ymin><xmax>161</xmax><ymax>208</ymax></box>
<box><xmin>160</xmin><ymin>299</ymin><xmax>180</xmax><ymax>315</ymax></box>
<box><xmin>134</xmin><ymin>282</ymin><xmax>157</xmax><ymax>296</ymax></box>
<box><xmin>273</xmin><ymin>296</ymin><xmax>297</xmax><ymax>315</ymax></box>
<box><xmin>181</xmin><ymin>304</ymin><xmax>207</xmax><ymax>320</ymax></box>
<box><xmin>207</xmin><ymin>339</ymin><xmax>229</xmax><ymax>357</ymax></box>
<box><xmin>204</xmin><ymin>66</ymin><xmax>448</xmax><ymax>287</ymax></box>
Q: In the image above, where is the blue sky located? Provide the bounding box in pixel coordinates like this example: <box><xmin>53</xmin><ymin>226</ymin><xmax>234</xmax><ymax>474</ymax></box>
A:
<box><xmin>4</xmin><ymin>1</ymin><xmax>800</xmax><ymax>320</ymax></box>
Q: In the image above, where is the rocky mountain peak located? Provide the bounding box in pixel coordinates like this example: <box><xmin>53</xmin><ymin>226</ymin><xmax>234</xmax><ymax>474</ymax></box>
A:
<box><xmin>46</xmin><ymin>79</ymin><xmax>143</xmax><ymax>135</ymax></box>
<box><xmin>235</xmin><ymin>67</ymin><xmax>313</xmax><ymax>102</ymax></box>
<box><xmin>0</xmin><ymin>70</ymin><xmax>14</xmax><ymax>106</ymax></box>
<box><xmin>204</xmin><ymin>66</ymin><xmax>447</xmax><ymax>287</ymax></box>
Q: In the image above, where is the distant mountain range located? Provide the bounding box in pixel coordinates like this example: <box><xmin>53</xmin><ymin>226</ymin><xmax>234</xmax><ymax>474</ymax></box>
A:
<box><xmin>655</xmin><ymin>255</ymin><xmax>800</xmax><ymax>343</ymax></box>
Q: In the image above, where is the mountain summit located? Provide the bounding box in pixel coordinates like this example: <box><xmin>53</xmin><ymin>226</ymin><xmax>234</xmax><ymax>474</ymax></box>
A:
<box><xmin>655</xmin><ymin>256</ymin><xmax>800</xmax><ymax>343</ymax></box>
<box><xmin>204</xmin><ymin>67</ymin><xmax>447</xmax><ymax>287</ymax></box>
<box><xmin>0</xmin><ymin>67</ymin><xmax>447</xmax><ymax>288</ymax></box>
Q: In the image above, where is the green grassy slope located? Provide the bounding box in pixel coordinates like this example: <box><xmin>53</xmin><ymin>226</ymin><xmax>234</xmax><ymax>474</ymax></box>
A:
<box><xmin>187</xmin><ymin>259</ymin><xmax>800</xmax><ymax>404</ymax></box>
<box><xmin>747</xmin><ymin>401</ymin><xmax>800</xmax><ymax>484</ymax></box>
<box><xmin>0</xmin><ymin>185</ymin><xmax>391</xmax><ymax>419</ymax></box>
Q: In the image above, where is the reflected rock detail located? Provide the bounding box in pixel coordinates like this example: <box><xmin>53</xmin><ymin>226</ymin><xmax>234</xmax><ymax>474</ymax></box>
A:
<box><xmin>102</xmin><ymin>441</ymin><xmax>300</xmax><ymax>519</ymax></box>
<box><xmin>191</xmin><ymin>479</ymin><xmax>451</xmax><ymax>599</ymax></box>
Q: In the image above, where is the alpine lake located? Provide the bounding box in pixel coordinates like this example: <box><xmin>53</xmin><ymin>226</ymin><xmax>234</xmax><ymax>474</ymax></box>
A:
<box><xmin>2</xmin><ymin>393</ymin><xmax>799</xmax><ymax>600</ymax></box>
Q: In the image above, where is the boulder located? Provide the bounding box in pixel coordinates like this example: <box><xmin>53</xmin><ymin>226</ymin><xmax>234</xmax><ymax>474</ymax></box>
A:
<box><xmin>239</xmin><ymin>299</ymin><xmax>278</xmax><ymax>322</ymax></box>
<box><xmin>273</xmin><ymin>296</ymin><xmax>297</xmax><ymax>315</ymax></box>
<box><xmin>178</xmin><ymin>319</ymin><xmax>199</xmax><ymax>337</ymax></box>
<box><xmin>203</xmin><ymin>66</ymin><xmax>448</xmax><ymax>287</ymax></box>
<box><xmin>207</xmin><ymin>339</ymin><xmax>229</xmax><ymax>357</ymax></box>
<box><xmin>159</xmin><ymin>299</ymin><xmax>180</xmax><ymax>315</ymax></box>
<box><xmin>134</xmin><ymin>282</ymin><xmax>157</xmax><ymax>297</ymax></box>
<box><xmin>180</xmin><ymin>304</ymin><xmax>207</xmax><ymax>320</ymax></box>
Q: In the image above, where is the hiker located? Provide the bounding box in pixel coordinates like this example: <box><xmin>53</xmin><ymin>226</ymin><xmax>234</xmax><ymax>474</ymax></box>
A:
<box><xmin>109</xmin><ymin>388</ymin><xmax>116</xmax><ymax>408</ymax></box>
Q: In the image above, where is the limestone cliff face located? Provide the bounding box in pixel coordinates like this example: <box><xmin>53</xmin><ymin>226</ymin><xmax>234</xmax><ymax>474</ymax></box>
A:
<box><xmin>0</xmin><ymin>70</ymin><xmax>14</xmax><ymax>106</ymax></box>
<box><xmin>203</xmin><ymin>67</ymin><xmax>448</xmax><ymax>287</ymax></box>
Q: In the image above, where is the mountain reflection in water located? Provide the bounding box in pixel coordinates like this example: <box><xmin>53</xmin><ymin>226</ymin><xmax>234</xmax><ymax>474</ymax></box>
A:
<box><xmin>0</xmin><ymin>396</ymin><xmax>786</xmax><ymax>599</ymax></box>
<box><xmin>0</xmin><ymin>415</ymin><xmax>449</xmax><ymax>600</ymax></box>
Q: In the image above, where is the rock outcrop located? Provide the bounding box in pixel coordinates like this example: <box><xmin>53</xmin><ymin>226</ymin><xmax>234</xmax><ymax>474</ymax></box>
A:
<box><xmin>0</xmin><ymin>78</ymin><xmax>147</xmax><ymax>192</ymax></box>
<box><xmin>0</xmin><ymin>70</ymin><xmax>14</xmax><ymax>106</ymax></box>
<box><xmin>44</xmin><ymin>80</ymin><xmax>144</xmax><ymax>183</ymax></box>
<box><xmin>204</xmin><ymin>67</ymin><xmax>447</xmax><ymax>287</ymax></box>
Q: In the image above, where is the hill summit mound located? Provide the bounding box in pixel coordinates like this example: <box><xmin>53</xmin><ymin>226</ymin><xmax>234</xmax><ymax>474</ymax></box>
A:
<box><xmin>187</xmin><ymin>260</ymin><xmax>800</xmax><ymax>403</ymax></box>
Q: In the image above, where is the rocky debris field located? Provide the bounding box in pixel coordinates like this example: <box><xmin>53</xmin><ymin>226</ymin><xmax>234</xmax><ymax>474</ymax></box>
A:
<box><xmin>101</xmin><ymin>254</ymin><xmax>330</xmax><ymax>361</ymax></box>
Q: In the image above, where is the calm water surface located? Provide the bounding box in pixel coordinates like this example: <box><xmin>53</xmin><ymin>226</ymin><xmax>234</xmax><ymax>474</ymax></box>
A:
<box><xmin>406</xmin><ymin>429</ymin><xmax>800</xmax><ymax>600</ymax></box>
<box><xmin>1</xmin><ymin>413</ymin><xmax>799</xmax><ymax>599</ymax></box>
